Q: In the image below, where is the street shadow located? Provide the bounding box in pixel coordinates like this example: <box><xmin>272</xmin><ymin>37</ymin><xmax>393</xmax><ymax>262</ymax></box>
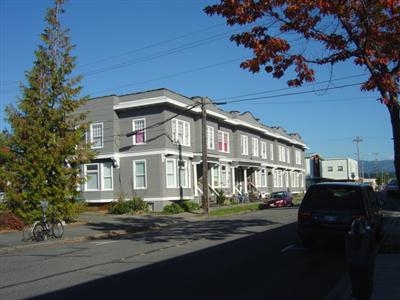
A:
<box><xmin>84</xmin><ymin>214</ymin><xmax>279</xmax><ymax>244</ymax></box>
<box><xmin>29</xmin><ymin>222</ymin><xmax>346</xmax><ymax>300</ymax></box>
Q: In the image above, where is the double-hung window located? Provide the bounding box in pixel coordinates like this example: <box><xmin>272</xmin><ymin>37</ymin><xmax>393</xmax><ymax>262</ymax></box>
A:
<box><xmin>85</xmin><ymin>164</ymin><xmax>99</xmax><ymax>190</ymax></box>
<box><xmin>212</xmin><ymin>165</ymin><xmax>220</xmax><ymax>188</ymax></box>
<box><xmin>278</xmin><ymin>145</ymin><xmax>286</xmax><ymax>162</ymax></box>
<box><xmin>218</xmin><ymin>131</ymin><xmax>229</xmax><ymax>153</ymax></box>
<box><xmin>133</xmin><ymin>160</ymin><xmax>147</xmax><ymax>189</ymax></box>
<box><xmin>295</xmin><ymin>150</ymin><xmax>302</xmax><ymax>165</ymax></box>
<box><xmin>166</xmin><ymin>159</ymin><xmax>176</xmax><ymax>188</ymax></box>
<box><xmin>256</xmin><ymin>168</ymin><xmax>267</xmax><ymax>187</ymax></box>
<box><xmin>252</xmin><ymin>138</ymin><xmax>259</xmax><ymax>157</ymax></box>
<box><xmin>166</xmin><ymin>159</ymin><xmax>190</xmax><ymax>188</ymax></box>
<box><xmin>172</xmin><ymin>119</ymin><xmax>190</xmax><ymax>146</ymax></box>
<box><xmin>207</xmin><ymin>126</ymin><xmax>215</xmax><ymax>150</ymax></box>
<box><xmin>269</xmin><ymin>144</ymin><xmax>274</xmax><ymax>161</ymax></box>
<box><xmin>241</xmin><ymin>135</ymin><xmax>248</xmax><ymax>155</ymax></box>
<box><xmin>84</xmin><ymin>162</ymin><xmax>113</xmax><ymax>191</ymax></box>
<box><xmin>261</xmin><ymin>142</ymin><xmax>267</xmax><ymax>159</ymax></box>
<box><xmin>90</xmin><ymin>123</ymin><xmax>103</xmax><ymax>149</ymax></box>
<box><xmin>221</xmin><ymin>165</ymin><xmax>229</xmax><ymax>188</ymax></box>
<box><xmin>132</xmin><ymin>119</ymin><xmax>146</xmax><ymax>145</ymax></box>
<box><xmin>178</xmin><ymin>160</ymin><xmax>190</xmax><ymax>188</ymax></box>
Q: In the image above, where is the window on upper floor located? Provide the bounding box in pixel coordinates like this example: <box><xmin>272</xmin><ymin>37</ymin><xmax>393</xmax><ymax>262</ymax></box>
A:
<box><xmin>286</xmin><ymin>148</ymin><xmax>291</xmax><ymax>164</ymax></box>
<box><xmin>218</xmin><ymin>130</ymin><xmax>229</xmax><ymax>153</ymax></box>
<box><xmin>132</xmin><ymin>118</ymin><xmax>146</xmax><ymax>145</ymax></box>
<box><xmin>172</xmin><ymin>119</ymin><xmax>190</xmax><ymax>146</ymax></box>
<box><xmin>328</xmin><ymin>166</ymin><xmax>333</xmax><ymax>172</ymax></box>
<box><xmin>338</xmin><ymin>166</ymin><xmax>344</xmax><ymax>172</ymax></box>
<box><xmin>278</xmin><ymin>145</ymin><xmax>286</xmax><ymax>162</ymax></box>
<box><xmin>295</xmin><ymin>150</ymin><xmax>302</xmax><ymax>165</ymax></box>
<box><xmin>252</xmin><ymin>137</ymin><xmax>259</xmax><ymax>157</ymax></box>
<box><xmin>261</xmin><ymin>142</ymin><xmax>267</xmax><ymax>159</ymax></box>
<box><xmin>269</xmin><ymin>143</ymin><xmax>274</xmax><ymax>160</ymax></box>
<box><xmin>90</xmin><ymin>123</ymin><xmax>103</xmax><ymax>149</ymax></box>
<box><xmin>207</xmin><ymin>126</ymin><xmax>215</xmax><ymax>150</ymax></box>
<box><xmin>241</xmin><ymin>135</ymin><xmax>248</xmax><ymax>155</ymax></box>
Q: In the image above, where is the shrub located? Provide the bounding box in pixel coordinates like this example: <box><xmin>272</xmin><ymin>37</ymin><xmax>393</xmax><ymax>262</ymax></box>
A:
<box><xmin>109</xmin><ymin>197</ymin><xmax>148</xmax><ymax>215</ymax></box>
<box><xmin>180</xmin><ymin>200</ymin><xmax>200</xmax><ymax>212</ymax></box>
<box><xmin>0</xmin><ymin>212</ymin><xmax>25</xmax><ymax>230</ymax></box>
<box><xmin>216</xmin><ymin>189</ymin><xmax>229</xmax><ymax>205</ymax></box>
<box><xmin>163</xmin><ymin>202</ymin><xmax>184</xmax><ymax>214</ymax></box>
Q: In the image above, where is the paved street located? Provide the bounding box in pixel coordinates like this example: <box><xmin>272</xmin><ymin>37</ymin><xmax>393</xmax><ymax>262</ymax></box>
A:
<box><xmin>0</xmin><ymin>207</ymin><xmax>348</xmax><ymax>300</ymax></box>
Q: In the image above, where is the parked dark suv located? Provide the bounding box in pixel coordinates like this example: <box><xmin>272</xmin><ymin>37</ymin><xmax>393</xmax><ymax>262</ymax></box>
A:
<box><xmin>298</xmin><ymin>182</ymin><xmax>382</xmax><ymax>248</ymax></box>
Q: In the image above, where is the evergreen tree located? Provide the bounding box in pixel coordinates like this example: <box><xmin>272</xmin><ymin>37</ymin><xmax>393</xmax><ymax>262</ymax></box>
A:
<box><xmin>4</xmin><ymin>0</ymin><xmax>94</xmax><ymax>222</ymax></box>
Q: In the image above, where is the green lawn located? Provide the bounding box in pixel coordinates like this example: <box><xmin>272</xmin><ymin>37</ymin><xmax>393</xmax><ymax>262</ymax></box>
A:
<box><xmin>208</xmin><ymin>203</ymin><xmax>261</xmax><ymax>217</ymax></box>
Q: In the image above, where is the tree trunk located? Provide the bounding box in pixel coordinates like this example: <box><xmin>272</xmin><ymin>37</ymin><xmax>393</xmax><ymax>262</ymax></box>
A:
<box><xmin>387</xmin><ymin>104</ymin><xmax>400</xmax><ymax>188</ymax></box>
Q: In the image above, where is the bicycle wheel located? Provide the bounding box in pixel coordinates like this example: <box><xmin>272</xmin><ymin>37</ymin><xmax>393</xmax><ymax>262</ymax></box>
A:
<box><xmin>51</xmin><ymin>220</ymin><xmax>64</xmax><ymax>238</ymax></box>
<box><xmin>32</xmin><ymin>223</ymin><xmax>45</xmax><ymax>241</ymax></box>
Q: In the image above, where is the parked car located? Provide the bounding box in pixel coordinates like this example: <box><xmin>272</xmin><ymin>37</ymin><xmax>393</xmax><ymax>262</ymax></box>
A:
<box><xmin>259</xmin><ymin>191</ymin><xmax>293</xmax><ymax>209</ymax></box>
<box><xmin>386</xmin><ymin>179</ymin><xmax>399</xmax><ymax>196</ymax></box>
<box><xmin>297</xmin><ymin>182</ymin><xmax>382</xmax><ymax>249</ymax></box>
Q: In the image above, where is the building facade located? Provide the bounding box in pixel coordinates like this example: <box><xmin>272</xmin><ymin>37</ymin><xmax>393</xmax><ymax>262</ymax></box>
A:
<box><xmin>306</xmin><ymin>154</ymin><xmax>359</xmax><ymax>185</ymax></box>
<box><xmin>77</xmin><ymin>89</ymin><xmax>307</xmax><ymax>211</ymax></box>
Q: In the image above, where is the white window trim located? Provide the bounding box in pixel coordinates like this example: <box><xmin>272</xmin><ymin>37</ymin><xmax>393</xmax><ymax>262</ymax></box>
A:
<box><xmin>218</xmin><ymin>130</ymin><xmax>230</xmax><ymax>153</ymax></box>
<box><xmin>278</xmin><ymin>145</ymin><xmax>286</xmax><ymax>162</ymax></box>
<box><xmin>270</xmin><ymin>144</ymin><xmax>274</xmax><ymax>161</ymax></box>
<box><xmin>207</xmin><ymin>126</ymin><xmax>215</xmax><ymax>150</ymax></box>
<box><xmin>212</xmin><ymin>165</ymin><xmax>221</xmax><ymax>188</ymax></box>
<box><xmin>84</xmin><ymin>163</ymin><xmax>100</xmax><ymax>191</ymax></box>
<box><xmin>101</xmin><ymin>162</ymin><xmax>113</xmax><ymax>191</ymax></box>
<box><xmin>220</xmin><ymin>165</ymin><xmax>230</xmax><ymax>188</ymax></box>
<box><xmin>241</xmin><ymin>135</ymin><xmax>248</xmax><ymax>155</ymax></box>
<box><xmin>90</xmin><ymin>122</ymin><xmax>103</xmax><ymax>149</ymax></box>
<box><xmin>84</xmin><ymin>162</ymin><xmax>113</xmax><ymax>191</ymax></box>
<box><xmin>172</xmin><ymin>119</ymin><xmax>191</xmax><ymax>146</ymax></box>
<box><xmin>132</xmin><ymin>118</ymin><xmax>146</xmax><ymax>145</ymax></box>
<box><xmin>252</xmin><ymin>137</ymin><xmax>259</xmax><ymax>157</ymax></box>
<box><xmin>178</xmin><ymin>160</ymin><xmax>191</xmax><ymax>188</ymax></box>
<box><xmin>166</xmin><ymin>159</ymin><xmax>177</xmax><ymax>188</ymax></box>
<box><xmin>133</xmin><ymin>159</ymin><xmax>147</xmax><ymax>189</ymax></box>
<box><xmin>295</xmin><ymin>150</ymin><xmax>301</xmax><ymax>165</ymax></box>
<box><xmin>261</xmin><ymin>141</ymin><xmax>267</xmax><ymax>159</ymax></box>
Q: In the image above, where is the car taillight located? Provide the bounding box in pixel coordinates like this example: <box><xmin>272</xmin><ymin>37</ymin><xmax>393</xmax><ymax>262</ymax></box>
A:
<box><xmin>298</xmin><ymin>212</ymin><xmax>312</xmax><ymax>221</ymax></box>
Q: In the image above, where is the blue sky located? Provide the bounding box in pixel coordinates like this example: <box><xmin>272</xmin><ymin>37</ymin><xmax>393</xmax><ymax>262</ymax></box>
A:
<box><xmin>0</xmin><ymin>0</ymin><xmax>395</xmax><ymax>161</ymax></box>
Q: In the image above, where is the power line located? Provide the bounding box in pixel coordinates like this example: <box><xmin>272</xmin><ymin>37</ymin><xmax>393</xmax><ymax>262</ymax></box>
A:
<box><xmin>222</xmin><ymin>82</ymin><xmax>364</xmax><ymax>104</ymax></box>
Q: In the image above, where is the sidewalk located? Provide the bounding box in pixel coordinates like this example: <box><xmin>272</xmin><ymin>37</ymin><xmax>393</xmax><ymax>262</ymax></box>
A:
<box><xmin>327</xmin><ymin>209</ymin><xmax>400</xmax><ymax>300</ymax></box>
<box><xmin>0</xmin><ymin>210</ymin><xmax>203</xmax><ymax>254</ymax></box>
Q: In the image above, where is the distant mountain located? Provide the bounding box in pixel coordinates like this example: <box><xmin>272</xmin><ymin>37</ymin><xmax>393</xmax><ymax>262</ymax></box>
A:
<box><xmin>361</xmin><ymin>160</ymin><xmax>395</xmax><ymax>175</ymax></box>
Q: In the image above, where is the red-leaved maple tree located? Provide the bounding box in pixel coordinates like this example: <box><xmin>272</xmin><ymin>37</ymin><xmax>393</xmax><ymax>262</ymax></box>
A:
<box><xmin>205</xmin><ymin>0</ymin><xmax>400</xmax><ymax>186</ymax></box>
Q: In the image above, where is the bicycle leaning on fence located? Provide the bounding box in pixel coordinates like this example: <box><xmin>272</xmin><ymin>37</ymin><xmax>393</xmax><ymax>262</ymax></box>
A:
<box><xmin>32</xmin><ymin>203</ymin><xmax>64</xmax><ymax>241</ymax></box>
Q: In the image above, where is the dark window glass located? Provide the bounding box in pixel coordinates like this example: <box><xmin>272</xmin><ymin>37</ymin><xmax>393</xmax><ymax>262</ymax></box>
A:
<box><xmin>302</xmin><ymin>186</ymin><xmax>363</xmax><ymax>212</ymax></box>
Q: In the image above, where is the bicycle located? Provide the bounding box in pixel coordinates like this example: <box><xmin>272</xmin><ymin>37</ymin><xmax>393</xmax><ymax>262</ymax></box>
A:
<box><xmin>32</xmin><ymin>204</ymin><xmax>64</xmax><ymax>241</ymax></box>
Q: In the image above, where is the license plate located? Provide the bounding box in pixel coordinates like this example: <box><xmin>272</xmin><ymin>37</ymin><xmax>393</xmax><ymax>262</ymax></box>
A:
<box><xmin>325</xmin><ymin>216</ymin><xmax>336</xmax><ymax>222</ymax></box>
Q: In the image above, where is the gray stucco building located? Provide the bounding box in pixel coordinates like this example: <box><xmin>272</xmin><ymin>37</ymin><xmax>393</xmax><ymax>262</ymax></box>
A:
<box><xmin>77</xmin><ymin>88</ymin><xmax>307</xmax><ymax>211</ymax></box>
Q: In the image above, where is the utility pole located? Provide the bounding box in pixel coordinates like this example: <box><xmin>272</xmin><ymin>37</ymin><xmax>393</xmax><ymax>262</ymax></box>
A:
<box><xmin>201</xmin><ymin>97</ymin><xmax>209</xmax><ymax>215</ymax></box>
<box><xmin>353</xmin><ymin>136</ymin><xmax>363</xmax><ymax>181</ymax></box>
